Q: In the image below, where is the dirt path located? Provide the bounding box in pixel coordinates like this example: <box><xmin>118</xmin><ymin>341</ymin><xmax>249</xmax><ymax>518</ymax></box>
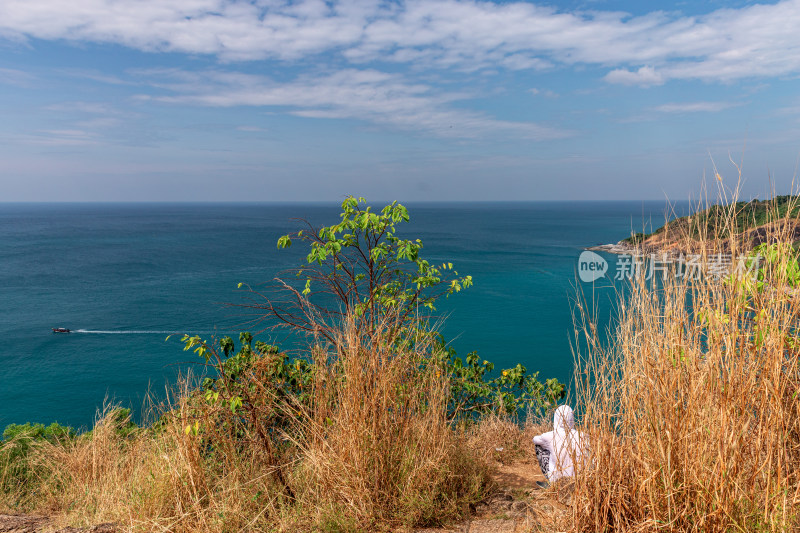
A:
<box><xmin>0</xmin><ymin>514</ymin><xmax>115</xmax><ymax>533</ymax></box>
<box><xmin>416</xmin><ymin>461</ymin><xmax>571</xmax><ymax>533</ymax></box>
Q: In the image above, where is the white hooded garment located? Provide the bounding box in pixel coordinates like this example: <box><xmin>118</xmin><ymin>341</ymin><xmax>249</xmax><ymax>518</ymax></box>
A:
<box><xmin>533</xmin><ymin>405</ymin><xmax>585</xmax><ymax>482</ymax></box>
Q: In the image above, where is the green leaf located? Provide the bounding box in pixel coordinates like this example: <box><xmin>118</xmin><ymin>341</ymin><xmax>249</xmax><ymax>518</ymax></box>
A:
<box><xmin>230</xmin><ymin>396</ymin><xmax>243</xmax><ymax>413</ymax></box>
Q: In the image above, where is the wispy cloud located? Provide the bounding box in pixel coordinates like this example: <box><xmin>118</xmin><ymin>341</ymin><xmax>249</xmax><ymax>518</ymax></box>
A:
<box><xmin>529</xmin><ymin>87</ymin><xmax>559</xmax><ymax>98</ymax></box>
<box><xmin>58</xmin><ymin>68</ymin><xmax>138</xmax><ymax>86</ymax></box>
<box><xmin>1</xmin><ymin>0</ymin><xmax>800</xmax><ymax>84</ymax></box>
<box><xmin>654</xmin><ymin>101</ymin><xmax>742</xmax><ymax>113</ymax></box>
<box><xmin>44</xmin><ymin>101</ymin><xmax>140</xmax><ymax>117</ymax></box>
<box><xmin>35</xmin><ymin>101</ymin><xmax>148</xmax><ymax>146</ymax></box>
<box><xmin>0</xmin><ymin>67</ymin><xmax>36</xmax><ymax>87</ymax></box>
<box><xmin>134</xmin><ymin>68</ymin><xmax>572</xmax><ymax>139</ymax></box>
<box><xmin>21</xmin><ymin>129</ymin><xmax>100</xmax><ymax>146</ymax></box>
<box><xmin>617</xmin><ymin>100</ymin><xmax>742</xmax><ymax>123</ymax></box>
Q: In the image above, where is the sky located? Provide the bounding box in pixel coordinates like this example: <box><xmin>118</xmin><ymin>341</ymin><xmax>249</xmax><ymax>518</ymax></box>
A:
<box><xmin>1</xmin><ymin>0</ymin><xmax>799</xmax><ymax>202</ymax></box>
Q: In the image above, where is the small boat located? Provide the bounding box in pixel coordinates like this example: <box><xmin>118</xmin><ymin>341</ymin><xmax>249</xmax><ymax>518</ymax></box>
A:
<box><xmin>52</xmin><ymin>327</ymin><xmax>71</xmax><ymax>333</ymax></box>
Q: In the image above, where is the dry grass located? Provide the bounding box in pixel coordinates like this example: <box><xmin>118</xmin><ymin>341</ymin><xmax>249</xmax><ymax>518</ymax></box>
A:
<box><xmin>572</xmin><ymin>193</ymin><xmax>800</xmax><ymax>532</ymax></box>
<box><xmin>28</xmin><ymin>395</ymin><xmax>282</xmax><ymax>532</ymax></box>
<box><xmin>465</xmin><ymin>411</ymin><xmax>549</xmax><ymax>466</ymax></box>
<box><xmin>288</xmin><ymin>316</ymin><xmax>490</xmax><ymax>530</ymax></box>
<box><xmin>3</xmin><ymin>313</ymin><xmax>492</xmax><ymax>532</ymax></box>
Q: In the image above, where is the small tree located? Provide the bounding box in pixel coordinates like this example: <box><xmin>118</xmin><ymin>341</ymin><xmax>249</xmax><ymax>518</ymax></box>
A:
<box><xmin>181</xmin><ymin>197</ymin><xmax>563</xmax><ymax>449</ymax></box>
<box><xmin>240</xmin><ymin>196</ymin><xmax>472</xmax><ymax>344</ymax></box>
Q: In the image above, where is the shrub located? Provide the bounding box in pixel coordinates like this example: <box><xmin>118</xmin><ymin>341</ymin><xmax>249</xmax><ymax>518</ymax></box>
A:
<box><xmin>439</xmin><ymin>342</ymin><xmax>564</xmax><ymax>418</ymax></box>
<box><xmin>0</xmin><ymin>422</ymin><xmax>75</xmax><ymax>507</ymax></box>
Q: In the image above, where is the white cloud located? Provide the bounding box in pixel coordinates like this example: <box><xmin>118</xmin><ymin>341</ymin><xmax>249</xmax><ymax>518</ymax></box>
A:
<box><xmin>2</xmin><ymin>0</ymin><xmax>800</xmax><ymax>83</ymax></box>
<box><xmin>135</xmin><ymin>68</ymin><xmax>571</xmax><ymax>139</ymax></box>
<box><xmin>604</xmin><ymin>66</ymin><xmax>664</xmax><ymax>87</ymax></box>
<box><xmin>0</xmin><ymin>0</ymin><xmax>373</xmax><ymax>61</ymax></box>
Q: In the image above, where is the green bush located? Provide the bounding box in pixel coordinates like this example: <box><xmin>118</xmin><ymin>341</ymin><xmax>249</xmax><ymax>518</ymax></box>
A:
<box><xmin>440</xmin><ymin>343</ymin><xmax>564</xmax><ymax>418</ymax></box>
<box><xmin>0</xmin><ymin>422</ymin><xmax>75</xmax><ymax>502</ymax></box>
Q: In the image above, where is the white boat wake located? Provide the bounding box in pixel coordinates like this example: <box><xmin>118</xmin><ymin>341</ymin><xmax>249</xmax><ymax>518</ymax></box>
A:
<box><xmin>74</xmin><ymin>329</ymin><xmax>224</xmax><ymax>335</ymax></box>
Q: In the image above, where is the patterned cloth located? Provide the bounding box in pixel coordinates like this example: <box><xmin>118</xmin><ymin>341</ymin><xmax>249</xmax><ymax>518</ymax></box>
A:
<box><xmin>535</xmin><ymin>444</ymin><xmax>550</xmax><ymax>477</ymax></box>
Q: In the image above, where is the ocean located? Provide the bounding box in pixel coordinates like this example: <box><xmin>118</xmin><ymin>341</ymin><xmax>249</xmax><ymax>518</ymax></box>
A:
<box><xmin>0</xmin><ymin>201</ymin><xmax>683</xmax><ymax>429</ymax></box>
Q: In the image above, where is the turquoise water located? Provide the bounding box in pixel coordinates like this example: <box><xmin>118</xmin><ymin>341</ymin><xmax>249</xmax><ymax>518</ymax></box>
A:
<box><xmin>0</xmin><ymin>202</ymin><xmax>682</xmax><ymax>429</ymax></box>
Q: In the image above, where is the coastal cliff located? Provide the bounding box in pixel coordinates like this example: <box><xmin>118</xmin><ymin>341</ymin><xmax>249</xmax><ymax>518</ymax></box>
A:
<box><xmin>589</xmin><ymin>195</ymin><xmax>800</xmax><ymax>255</ymax></box>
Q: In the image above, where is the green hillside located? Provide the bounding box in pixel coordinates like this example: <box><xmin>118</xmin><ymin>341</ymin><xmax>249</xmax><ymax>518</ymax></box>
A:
<box><xmin>624</xmin><ymin>195</ymin><xmax>800</xmax><ymax>245</ymax></box>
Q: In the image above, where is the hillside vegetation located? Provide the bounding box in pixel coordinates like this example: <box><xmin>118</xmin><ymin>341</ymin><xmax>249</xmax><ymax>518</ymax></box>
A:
<box><xmin>6</xmin><ymin>193</ymin><xmax>800</xmax><ymax>532</ymax></box>
<box><xmin>0</xmin><ymin>197</ymin><xmax>563</xmax><ymax>532</ymax></box>
<box><xmin>624</xmin><ymin>195</ymin><xmax>800</xmax><ymax>252</ymax></box>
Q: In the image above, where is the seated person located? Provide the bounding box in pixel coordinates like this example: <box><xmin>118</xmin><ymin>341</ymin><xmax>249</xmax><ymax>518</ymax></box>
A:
<box><xmin>532</xmin><ymin>404</ymin><xmax>585</xmax><ymax>487</ymax></box>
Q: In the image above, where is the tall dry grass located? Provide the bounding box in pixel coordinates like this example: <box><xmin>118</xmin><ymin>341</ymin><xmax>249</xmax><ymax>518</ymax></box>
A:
<box><xmin>289</xmin><ymin>315</ymin><xmax>489</xmax><ymax>530</ymax></box>
<box><xmin>6</xmin><ymin>312</ymin><xmax>489</xmax><ymax>532</ymax></box>
<box><xmin>572</xmin><ymin>194</ymin><xmax>800</xmax><ymax>532</ymax></box>
<box><xmin>28</xmin><ymin>393</ymin><xmax>282</xmax><ymax>532</ymax></box>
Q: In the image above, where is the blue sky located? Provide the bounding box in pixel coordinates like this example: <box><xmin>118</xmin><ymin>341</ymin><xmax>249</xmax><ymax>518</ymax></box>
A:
<box><xmin>1</xmin><ymin>0</ymin><xmax>799</xmax><ymax>201</ymax></box>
